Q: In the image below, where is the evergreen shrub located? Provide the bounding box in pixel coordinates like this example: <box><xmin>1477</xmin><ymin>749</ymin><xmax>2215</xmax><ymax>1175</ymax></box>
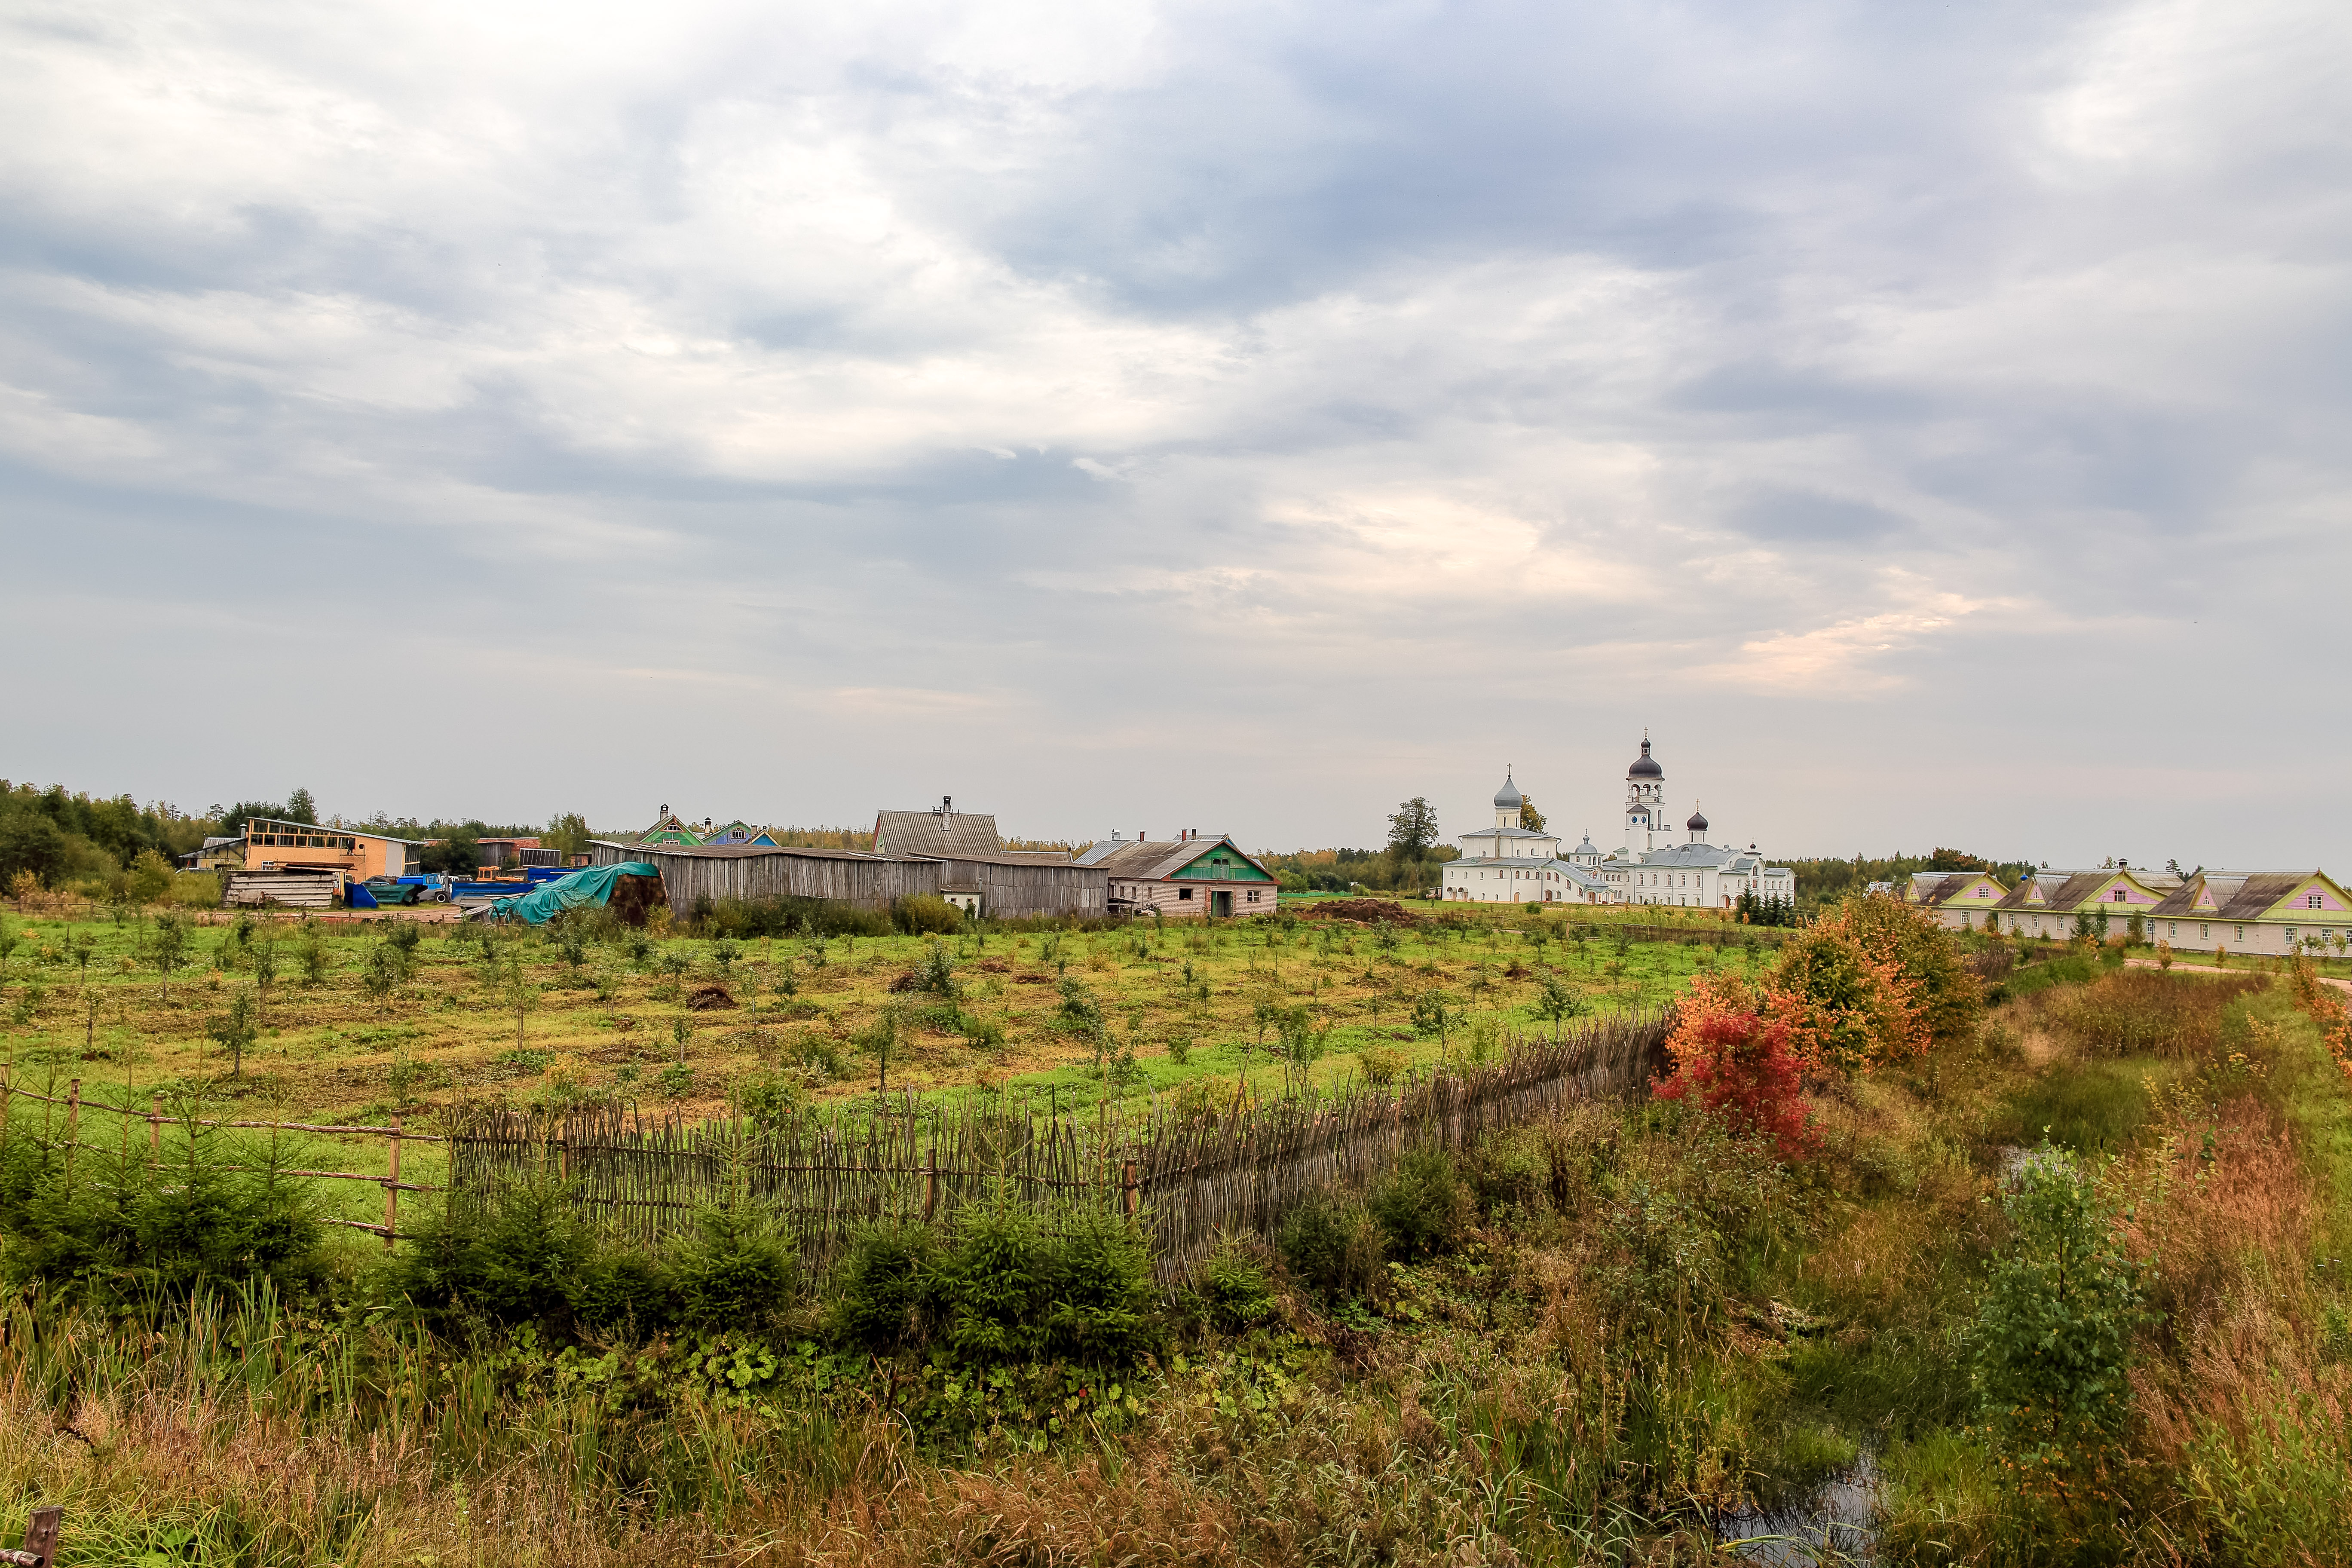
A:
<box><xmin>827</xmin><ymin>1222</ymin><xmax>941</xmax><ymax>1351</ymax></box>
<box><xmin>1277</xmin><ymin>1187</ymin><xmax>1385</xmax><ymax>1304</ymax></box>
<box><xmin>1369</xmin><ymin>1145</ymin><xmax>1473</xmax><ymax>1260</ymax></box>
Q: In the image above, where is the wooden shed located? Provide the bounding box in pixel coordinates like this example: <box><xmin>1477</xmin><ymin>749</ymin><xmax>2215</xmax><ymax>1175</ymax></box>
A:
<box><xmin>586</xmin><ymin>842</ymin><xmax>1105</xmax><ymax>920</ymax></box>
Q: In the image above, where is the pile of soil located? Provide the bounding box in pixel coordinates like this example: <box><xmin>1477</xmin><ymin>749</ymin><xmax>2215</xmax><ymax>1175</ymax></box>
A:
<box><xmin>684</xmin><ymin>985</ymin><xmax>737</xmax><ymax>1011</ymax></box>
<box><xmin>1298</xmin><ymin>898</ymin><xmax>1418</xmax><ymax>925</ymax></box>
<box><xmin>607</xmin><ymin>873</ymin><xmax>669</xmax><ymax>928</ymax></box>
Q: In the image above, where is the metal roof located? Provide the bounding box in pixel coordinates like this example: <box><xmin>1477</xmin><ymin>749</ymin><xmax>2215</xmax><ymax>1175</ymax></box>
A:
<box><xmin>872</xmin><ymin>809</ymin><xmax>1002</xmax><ymax>858</ymax></box>
<box><xmin>1090</xmin><ymin>836</ymin><xmax>1269</xmax><ymax>880</ymax></box>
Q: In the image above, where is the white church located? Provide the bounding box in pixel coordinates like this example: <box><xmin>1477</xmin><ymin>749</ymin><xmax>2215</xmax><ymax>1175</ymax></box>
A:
<box><xmin>1439</xmin><ymin>738</ymin><xmax>1797</xmax><ymax>910</ymax></box>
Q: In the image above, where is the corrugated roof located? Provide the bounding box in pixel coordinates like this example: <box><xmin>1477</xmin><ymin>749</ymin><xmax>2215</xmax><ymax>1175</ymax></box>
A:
<box><xmin>873</xmin><ymin>810</ymin><xmax>1002</xmax><ymax>858</ymax></box>
<box><xmin>1092</xmin><ymin>836</ymin><xmax>1270</xmax><ymax>881</ymax></box>
<box><xmin>637</xmin><ymin>843</ymin><xmax>881</xmax><ymax>862</ymax></box>
<box><xmin>2211</xmin><ymin>872</ymin><xmax>2320</xmax><ymax>921</ymax></box>
<box><xmin>1634</xmin><ymin>843</ymin><xmax>1743</xmax><ymax>868</ymax></box>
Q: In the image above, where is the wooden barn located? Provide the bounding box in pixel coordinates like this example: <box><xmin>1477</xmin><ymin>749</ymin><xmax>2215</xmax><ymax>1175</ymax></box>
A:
<box><xmin>586</xmin><ymin>842</ymin><xmax>1106</xmax><ymax>920</ymax></box>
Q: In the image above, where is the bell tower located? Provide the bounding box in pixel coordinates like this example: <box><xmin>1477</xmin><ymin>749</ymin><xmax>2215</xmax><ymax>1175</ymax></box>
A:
<box><xmin>1624</xmin><ymin>733</ymin><xmax>1664</xmax><ymax>852</ymax></box>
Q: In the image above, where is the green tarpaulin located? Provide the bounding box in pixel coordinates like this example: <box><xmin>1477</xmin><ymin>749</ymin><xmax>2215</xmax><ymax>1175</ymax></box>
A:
<box><xmin>488</xmin><ymin>863</ymin><xmax>660</xmax><ymax>925</ymax></box>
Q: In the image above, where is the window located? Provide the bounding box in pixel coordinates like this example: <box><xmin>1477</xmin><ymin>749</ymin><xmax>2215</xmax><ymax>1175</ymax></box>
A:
<box><xmin>1246</xmin><ymin>890</ymin><xmax>1260</xmax><ymax>902</ymax></box>
<box><xmin>2111</xmin><ymin>888</ymin><xmax>2126</xmax><ymax>902</ymax></box>
<box><xmin>1179</xmin><ymin>888</ymin><xmax>1194</xmax><ymax>900</ymax></box>
<box><xmin>2307</xmin><ymin>893</ymin><xmax>2325</xmax><ymax>909</ymax></box>
<box><xmin>2200</xmin><ymin>924</ymin><xmax>2209</xmax><ymax>940</ymax></box>
<box><xmin>2235</xmin><ymin>925</ymin><xmax>2244</xmax><ymax>941</ymax></box>
<box><xmin>2168</xmin><ymin>923</ymin><xmax>2176</xmax><ymax>938</ymax></box>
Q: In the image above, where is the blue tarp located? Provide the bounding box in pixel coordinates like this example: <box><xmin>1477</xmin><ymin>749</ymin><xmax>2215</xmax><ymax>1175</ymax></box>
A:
<box><xmin>487</xmin><ymin>862</ymin><xmax>660</xmax><ymax>925</ymax></box>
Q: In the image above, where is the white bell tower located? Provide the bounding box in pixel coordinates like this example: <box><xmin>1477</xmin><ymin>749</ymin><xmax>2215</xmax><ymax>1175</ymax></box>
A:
<box><xmin>1624</xmin><ymin>734</ymin><xmax>1664</xmax><ymax>852</ymax></box>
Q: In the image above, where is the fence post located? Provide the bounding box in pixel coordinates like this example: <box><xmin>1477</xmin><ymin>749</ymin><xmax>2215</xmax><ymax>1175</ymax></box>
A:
<box><xmin>1121</xmin><ymin>1160</ymin><xmax>1137</xmax><ymax>1219</ymax></box>
<box><xmin>0</xmin><ymin>1504</ymin><xmax>62</xmax><ymax>1568</ymax></box>
<box><xmin>383</xmin><ymin>1115</ymin><xmax>401</xmax><ymax>1250</ymax></box>
<box><xmin>922</xmin><ymin>1155</ymin><xmax>937</xmax><ymax>1224</ymax></box>
<box><xmin>63</xmin><ymin>1081</ymin><xmax>79</xmax><ymax>1176</ymax></box>
<box><xmin>0</xmin><ymin>1066</ymin><xmax>9</xmax><ymax>1156</ymax></box>
<box><xmin>149</xmin><ymin>1093</ymin><xmax>162</xmax><ymax>1168</ymax></box>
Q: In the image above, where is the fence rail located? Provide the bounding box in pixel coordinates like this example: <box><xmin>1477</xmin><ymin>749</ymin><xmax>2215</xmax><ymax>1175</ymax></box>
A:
<box><xmin>0</xmin><ymin>1073</ymin><xmax>433</xmax><ymax>1247</ymax></box>
<box><xmin>449</xmin><ymin>1006</ymin><xmax>1675</xmax><ymax>1282</ymax></box>
<box><xmin>0</xmin><ymin>1008</ymin><xmax>1674</xmax><ymax>1276</ymax></box>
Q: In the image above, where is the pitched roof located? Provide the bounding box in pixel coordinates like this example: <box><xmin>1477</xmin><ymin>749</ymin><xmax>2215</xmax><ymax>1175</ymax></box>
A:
<box><xmin>872</xmin><ymin>810</ymin><xmax>1001</xmax><ymax>858</ymax></box>
<box><xmin>1636</xmin><ymin>843</ymin><xmax>1743</xmax><ymax>868</ymax></box>
<box><xmin>1090</xmin><ymin>836</ymin><xmax>1271</xmax><ymax>881</ymax></box>
<box><xmin>1907</xmin><ymin>870</ymin><xmax>2008</xmax><ymax>906</ymax></box>
<box><xmin>2210</xmin><ymin>872</ymin><xmax>2328</xmax><ymax>922</ymax></box>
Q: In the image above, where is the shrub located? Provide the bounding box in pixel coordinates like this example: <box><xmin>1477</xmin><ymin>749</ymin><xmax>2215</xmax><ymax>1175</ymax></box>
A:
<box><xmin>1825</xmin><ymin>891</ymin><xmax>1984</xmax><ymax>1051</ymax></box>
<box><xmin>380</xmin><ymin>1179</ymin><xmax>604</xmax><ymax>1330</ymax></box>
<box><xmin>672</xmin><ymin>1201</ymin><xmax>798</xmax><ymax>1335</ymax></box>
<box><xmin>1654</xmin><ymin>976</ymin><xmax>1818</xmax><ymax>1160</ymax></box>
<box><xmin>1368</xmin><ymin>1145</ymin><xmax>1472</xmax><ymax>1260</ymax></box>
<box><xmin>1770</xmin><ymin>928</ymin><xmax>1917</xmax><ymax>1077</ymax></box>
<box><xmin>827</xmin><ymin>1222</ymin><xmax>941</xmax><ymax>1351</ymax></box>
<box><xmin>1044</xmin><ymin>1210</ymin><xmax>1159</xmax><ymax>1365</ymax></box>
<box><xmin>1358</xmin><ymin>1045</ymin><xmax>1404</xmax><ymax>1087</ymax></box>
<box><xmin>1600</xmin><ymin>1178</ymin><xmax>1721</xmax><ymax>1328</ymax></box>
<box><xmin>1054</xmin><ymin>977</ymin><xmax>1104</xmax><ymax>1035</ymax></box>
<box><xmin>1277</xmin><ymin>1187</ymin><xmax>1385</xmax><ymax>1305</ymax></box>
<box><xmin>892</xmin><ymin>895</ymin><xmax>962</xmax><ymax>935</ymax></box>
<box><xmin>0</xmin><ymin>1125</ymin><xmax>325</xmax><ymax>1305</ymax></box>
<box><xmin>1191</xmin><ymin>1234</ymin><xmax>1278</xmax><ymax>1332</ymax></box>
<box><xmin>937</xmin><ymin>1203</ymin><xmax>1054</xmax><ymax>1363</ymax></box>
<box><xmin>1973</xmin><ymin>1150</ymin><xmax>2149</xmax><ymax>1486</ymax></box>
<box><xmin>1463</xmin><ymin>1126</ymin><xmax>1549</xmax><ymax>1218</ymax></box>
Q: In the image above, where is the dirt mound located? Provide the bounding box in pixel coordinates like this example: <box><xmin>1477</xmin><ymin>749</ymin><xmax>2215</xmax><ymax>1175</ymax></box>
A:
<box><xmin>684</xmin><ymin>985</ymin><xmax>738</xmax><ymax>1011</ymax></box>
<box><xmin>1298</xmin><ymin>898</ymin><xmax>1417</xmax><ymax>925</ymax></box>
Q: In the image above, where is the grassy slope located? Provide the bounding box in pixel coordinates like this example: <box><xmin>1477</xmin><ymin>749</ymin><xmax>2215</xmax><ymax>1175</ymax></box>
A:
<box><xmin>0</xmin><ymin>907</ymin><xmax>1763</xmax><ymax>1236</ymax></box>
<box><xmin>3</xmin><ymin>920</ymin><xmax>2347</xmax><ymax>1564</ymax></box>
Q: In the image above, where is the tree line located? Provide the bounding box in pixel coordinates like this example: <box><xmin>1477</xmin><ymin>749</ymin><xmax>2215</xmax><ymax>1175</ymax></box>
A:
<box><xmin>0</xmin><ymin>778</ymin><xmax>605</xmax><ymax>894</ymax></box>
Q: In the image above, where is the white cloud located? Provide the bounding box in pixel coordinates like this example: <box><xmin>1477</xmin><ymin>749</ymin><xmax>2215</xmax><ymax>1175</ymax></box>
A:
<box><xmin>0</xmin><ymin>0</ymin><xmax>2347</xmax><ymax>867</ymax></box>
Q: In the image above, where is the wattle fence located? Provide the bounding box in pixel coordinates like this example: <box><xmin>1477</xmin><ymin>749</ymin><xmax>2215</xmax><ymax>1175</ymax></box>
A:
<box><xmin>447</xmin><ymin>1007</ymin><xmax>1675</xmax><ymax>1282</ymax></box>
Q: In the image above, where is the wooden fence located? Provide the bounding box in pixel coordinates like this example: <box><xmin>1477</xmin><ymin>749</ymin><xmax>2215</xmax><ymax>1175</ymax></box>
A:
<box><xmin>0</xmin><ymin>1072</ymin><xmax>438</xmax><ymax>1246</ymax></box>
<box><xmin>447</xmin><ymin>1006</ymin><xmax>1675</xmax><ymax>1282</ymax></box>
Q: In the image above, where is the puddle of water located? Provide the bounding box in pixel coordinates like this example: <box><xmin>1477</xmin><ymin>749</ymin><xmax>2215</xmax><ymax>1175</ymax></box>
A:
<box><xmin>1720</xmin><ymin>1451</ymin><xmax>1880</xmax><ymax>1565</ymax></box>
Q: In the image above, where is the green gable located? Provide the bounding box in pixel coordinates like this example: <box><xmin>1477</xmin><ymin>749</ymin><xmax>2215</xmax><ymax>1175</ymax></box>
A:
<box><xmin>1173</xmin><ymin>844</ymin><xmax>1274</xmax><ymax>882</ymax></box>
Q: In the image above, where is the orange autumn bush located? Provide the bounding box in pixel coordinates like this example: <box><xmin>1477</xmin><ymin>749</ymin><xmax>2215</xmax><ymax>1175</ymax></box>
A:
<box><xmin>1764</xmin><ymin>892</ymin><xmax>1980</xmax><ymax>1078</ymax></box>
<box><xmin>2285</xmin><ymin>955</ymin><xmax>2352</xmax><ymax>1078</ymax></box>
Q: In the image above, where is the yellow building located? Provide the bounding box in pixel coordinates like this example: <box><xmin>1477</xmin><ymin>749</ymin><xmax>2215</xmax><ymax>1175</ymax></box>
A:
<box><xmin>241</xmin><ymin>818</ymin><xmax>423</xmax><ymax>882</ymax></box>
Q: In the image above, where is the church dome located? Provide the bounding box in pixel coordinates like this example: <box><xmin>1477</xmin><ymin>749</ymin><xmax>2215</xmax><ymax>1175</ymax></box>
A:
<box><xmin>1687</xmin><ymin>807</ymin><xmax>1709</xmax><ymax>833</ymax></box>
<box><xmin>1492</xmin><ymin>771</ymin><xmax>1524</xmax><ymax>809</ymax></box>
<box><xmin>1628</xmin><ymin>738</ymin><xmax>1662</xmax><ymax>779</ymax></box>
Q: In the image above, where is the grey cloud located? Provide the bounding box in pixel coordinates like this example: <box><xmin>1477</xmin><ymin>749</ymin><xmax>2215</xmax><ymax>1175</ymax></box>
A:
<box><xmin>0</xmin><ymin>0</ymin><xmax>2348</xmax><ymax>867</ymax></box>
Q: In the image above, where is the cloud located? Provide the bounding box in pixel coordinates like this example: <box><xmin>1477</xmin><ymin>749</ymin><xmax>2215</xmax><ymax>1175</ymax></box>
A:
<box><xmin>0</xmin><ymin>0</ymin><xmax>2348</xmax><ymax>869</ymax></box>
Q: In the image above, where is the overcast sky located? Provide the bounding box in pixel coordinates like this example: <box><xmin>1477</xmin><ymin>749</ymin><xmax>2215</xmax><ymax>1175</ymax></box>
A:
<box><xmin>3</xmin><ymin>0</ymin><xmax>2346</xmax><ymax>868</ymax></box>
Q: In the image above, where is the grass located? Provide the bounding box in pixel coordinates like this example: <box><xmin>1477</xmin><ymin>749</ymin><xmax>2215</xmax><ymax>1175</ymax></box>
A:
<box><xmin>3</xmin><ymin>909</ymin><xmax>2350</xmax><ymax>1564</ymax></box>
<box><xmin>0</xmin><ymin>904</ymin><xmax>1762</xmax><ymax>1239</ymax></box>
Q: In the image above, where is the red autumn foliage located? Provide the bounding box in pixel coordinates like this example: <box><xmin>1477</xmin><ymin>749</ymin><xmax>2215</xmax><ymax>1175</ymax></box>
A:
<box><xmin>1655</xmin><ymin>977</ymin><xmax>1820</xmax><ymax>1160</ymax></box>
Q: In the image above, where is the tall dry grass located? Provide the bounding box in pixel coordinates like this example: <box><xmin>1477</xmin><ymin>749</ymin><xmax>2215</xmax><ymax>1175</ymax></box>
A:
<box><xmin>2115</xmin><ymin>1032</ymin><xmax>2352</xmax><ymax>1563</ymax></box>
<box><xmin>0</xmin><ymin>1283</ymin><xmax>896</xmax><ymax>1566</ymax></box>
<box><xmin>2041</xmin><ymin>968</ymin><xmax>2269</xmax><ymax>1060</ymax></box>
